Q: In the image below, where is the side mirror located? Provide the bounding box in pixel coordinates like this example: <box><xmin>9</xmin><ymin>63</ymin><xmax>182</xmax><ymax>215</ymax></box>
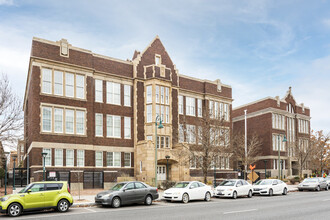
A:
<box><xmin>27</xmin><ymin>189</ymin><xmax>32</xmax><ymax>193</ymax></box>
<box><xmin>236</xmin><ymin>184</ymin><xmax>241</xmax><ymax>187</ymax></box>
<box><xmin>123</xmin><ymin>189</ymin><xmax>126</xmax><ymax>192</ymax></box>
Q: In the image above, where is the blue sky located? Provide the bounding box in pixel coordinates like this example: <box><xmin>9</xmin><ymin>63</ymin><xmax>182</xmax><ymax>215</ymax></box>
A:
<box><xmin>0</xmin><ymin>0</ymin><xmax>330</xmax><ymax>135</ymax></box>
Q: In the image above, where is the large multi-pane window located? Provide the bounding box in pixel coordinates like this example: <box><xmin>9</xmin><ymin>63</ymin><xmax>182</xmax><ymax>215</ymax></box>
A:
<box><xmin>107</xmin><ymin>115</ymin><xmax>121</xmax><ymax>138</ymax></box>
<box><xmin>77</xmin><ymin>150</ymin><xmax>84</xmax><ymax>167</ymax></box>
<box><xmin>146</xmin><ymin>85</ymin><xmax>170</xmax><ymax>123</ymax></box>
<box><xmin>186</xmin><ymin>97</ymin><xmax>195</xmax><ymax>116</ymax></box>
<box><xmin>186</xmin><ymin>124</ymin><xmax>196</xmax><ymax>144</ymax></box>
<box><xmin>124</xmin><ymin>85</ymin><xmax>131</xmax><ymax>106</ymax></box>
<box><xmin>107</xmin><ymin>82</ymin><xmax>121</xmax><ymax>105</ymax></box>
<box><xmin>178</xmin><ymin>95</ymin><xmax>183</xmax><ymax>114</ymax></box>
<box><xmin>42</xmin><ymin>105</ymin><xmax>85</xmax><ymax>135</ymax></box>
<box><xmin>287</xmin><ymin>117</ymin><xmax>295</xmax><ymax>143</ymax></box>
<box><xmin>124</xmin><ymin>153</ymin><xmax>131</xmax><ymax>167</ymax></box>
<box><xmin>55</xmin><ymin>149</ymin><xmax>63</xmax><ymax>167</ymax></box>
<box><xmin>124</xmin><ymin>117</ymin><xmax>131</xmax><ymax>139</ymax></box>
<box><xmin>165</xmin><ymin>88</ymin><xmax>169</xmax><ymax>104</ymax></box>
<box><xmin>272</xmin><ymin>134</ymin><xmax>286</xmax><ymax>151</ymax></box>
<box><xmin>209</xmin><ymin>100</ymin><xmax>229</xmax><ymax>121</ymax></box>
<box><xmin>298</xmin><ymin>119</ymin><xmax>309</xmax><ymax>134</ymax></box>
<box><xmin>155</xmin><ymin>86</ymin><xmax>159</xmax><ymax>103</ymax></box>
<box><xmin>66</xmin><ymin>149</ymin><xmax>74</xmax><ymax>167</ymax></box>
<box><xmin>54</xmin><ymin>108</ymin><xmax>63</xmax><ymax>133</ymax></box>
<box><xmin>197</xmin><ymin>99</ymin><xmax>202</xmax><ymax>117</ymax></box>
<box><xmin>54</xmin><ymin>70</ymin><xmax>63</xmax><ymax>96</ymax></box>
<box><xmin>43</xmin><ymin>148</ymin><xmax>52</xmax><ymax>166</ymax></box>
<box><xmin>179</xmin><ymin>124</ymin><xmax>184</xmax><ymax>143</ymax></box>
<box><xmin>42</xmin><ymin>107</ymin><xmax>52</xmax><ymax>132</ymax></box>
<box><xmin>95</xmin><ymin>151</ymin><xmax>103</xmax><ymax>167</ymax></box>
<box><xmin>272</xmin><ymin>113</ymin><xmax>285</xmax><ymax>130</ymax></box>
<box><xmin>41</xmin><ymin>68</ymin><xmax>85</xmax><ymax>99</ymax></box>
<box><xmin>146</xmin><ymin>86</ymin><xmax>152</xmax><ymax>103</ymax></box>
<box><xmin>107</xmin><ymin>152</ymin><xmax>121</xmax><ymax>167</ymax></box>
<box><xmin>95</xmin><ymin>79</ymin><xmax>103</xmax><ymax>102</ymax></box>
<box><xmin>209</xmin><ymin>100</ymin><xmax>214</xmax><ymax>118</ymax></box>
<box><xmin>95</xmin><ymin>113</ymin><xmax>103</xmax><ymax>137</ymax></box>
<box><xmin>147</xmin><ymin>105</ymin><xmax>152</xmax><ymax>122</ymax></box>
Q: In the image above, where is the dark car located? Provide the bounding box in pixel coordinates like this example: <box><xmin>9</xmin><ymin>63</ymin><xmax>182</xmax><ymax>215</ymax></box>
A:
<box><xmin>95</xmin><ymin>181</ymin><xmax>159</xmax><ymax>208</ymax></box>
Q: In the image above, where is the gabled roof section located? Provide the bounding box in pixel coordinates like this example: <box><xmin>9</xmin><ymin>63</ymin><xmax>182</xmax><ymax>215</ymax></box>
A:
<box><xmin>282</xmin><ymin>86</ymin><xmax>297</xmax><ymax>104</ymax></box>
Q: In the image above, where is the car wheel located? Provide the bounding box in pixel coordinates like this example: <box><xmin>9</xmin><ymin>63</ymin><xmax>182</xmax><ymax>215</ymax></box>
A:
<box><xmin>204</xmin><ymin>192</ymin><xmax>211</xmax><ymax>202</ymax></box>
<box><xmin>8</xmin><ymin>203</ymin><xmax>22</xmax><ymax>217</ymax></box>
<box><xmin>112</xmin><ymin>197</ymin><xmax>121</xmax><ymax>208</ymax></box>
<box><xmin>248</xmin><ymin>190</ymin><xmax>252</xmax><ymax>198</ymax></box>
<box><xmin>57</xmin><ymin>199</ymin><xmax>69</xmax><ymax>212</ymax></box>
<box><xmin>316</xmin><ymin>186</ymin><xmax>320</xmax><ymax>191</ymax></box>
<box><xmin>282</xmin><ymin>188</ymin><xmax>288</xmax><ymax>195</ymax></box>
<box><xmin>182</xmin><ymin>193</ymin><xmax>189</xmax><ymax>204</ymax></box>
<box><xmin>145</xmin><ymin>195</ymin><xmax>153</xmax><ymax>206</ymax></box>
<box><xmin>326</xmin><ymin>185</ymin><xmax>329</xmax><ymax>191</ymax></box>
<box><xmin>269</xmin><ymin>189</ymin><xmax>273</xmax><ymax>196</ymax></box>
<box><xmin>232</xmin><ymin>191</ymin><xmax>237</xmax><ymax>199</ymax></box>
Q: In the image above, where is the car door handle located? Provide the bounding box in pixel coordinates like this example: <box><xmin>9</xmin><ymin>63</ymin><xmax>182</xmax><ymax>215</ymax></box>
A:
<box><xmin>40</xmin><ymin>193</ymin><xmax>44</xmax><ymax>196</ymax></box>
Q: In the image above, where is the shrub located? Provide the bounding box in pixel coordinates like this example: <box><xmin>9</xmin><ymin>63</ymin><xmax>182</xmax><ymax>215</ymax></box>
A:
<box><xmin>160</xmin><ymin>180</ymin><xmax>176</xmax><ymax>190</ymax></box>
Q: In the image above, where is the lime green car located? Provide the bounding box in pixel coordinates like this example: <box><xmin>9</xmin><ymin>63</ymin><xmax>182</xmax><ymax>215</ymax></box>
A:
<box><xmin>0</xmin><ymin>181</ymin><xmax>73</xmax><ymax>217</ymax></box>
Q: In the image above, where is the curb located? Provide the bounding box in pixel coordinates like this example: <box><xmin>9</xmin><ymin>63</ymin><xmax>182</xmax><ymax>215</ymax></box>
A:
<box><xmin>72</xmin><ymin>199</ymin><xmax>163</xmax><ymax>208</ymax></box>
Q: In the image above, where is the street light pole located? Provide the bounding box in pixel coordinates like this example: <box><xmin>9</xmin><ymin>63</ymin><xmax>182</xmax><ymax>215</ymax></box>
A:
<box><xmin>155</xmin><ymin>115</ymin><xmax>163</xmax><ymax>188</ymax></box>
<box><xmin>244</xmin><ymin>109</ymin><xmax>247</xmax><ymax>180</ymax></box>
<box><xmin>12</xmin><ymin>155</ymin><xmax>17</xmax><ymax>191</ymax></box>
<box><xmin>213</xmin><ymin>160</ymin><xmax>216</xmax><ymax>188</ymax></box>
<box><xmin>278</xmin><ymin>135</ymin><xmax>287</xmax><ymax>180</ymax></box>
<box><xmin>165</xmin><ymin>155</ymin><xmax>170</xmax><ymax>181</ymax></box>
<box><xmin>264</xmin><ymin>160</ymin><xmax>267</xmax><ymax>179</ymax></box>
<box><xmin>41</xmin><ymin>152</ymin><xmax>48</xmax><ymax>181</ymax></box>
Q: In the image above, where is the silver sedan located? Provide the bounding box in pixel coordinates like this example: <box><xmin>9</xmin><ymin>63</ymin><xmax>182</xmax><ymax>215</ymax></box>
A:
<box><xmin>298</xmin><ymin>178</ymin><xmax>328</xmax><ymax>191</ymax></box>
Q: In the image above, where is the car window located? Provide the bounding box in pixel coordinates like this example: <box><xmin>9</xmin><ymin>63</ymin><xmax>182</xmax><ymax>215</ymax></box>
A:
<box><xmin>125</xmin><ymin>183</ymin><xmax>135</xmax><ymax>190</ymax></box>
<box><xmin>273</xmin><ymin>180</ymin><xmax>278</xmax><ymax>185</ymax></box>
<box><xmin>46</xmin><ymin>183</ymin><xmax>63</xmax><ymax>191</ymax></box>
<box><xmin>198</xmin><ymin>182</ymin><xmax>205</xmax><ymax>187</ymax></box>
<box><xmin>190</xmin><ymin>182</ymin><xmax>199</xmax><ymax>188</ymax></box>
<box><xmin>242</xmin><ymin>181</ymin><xmax>248</xmax><ymax>185</ymax></box>
<box><xmin>173</xmin><ymin>182</ymin><xmax>189</xmax><ymax>188</ymax></box>
<box><xmin>219</xmin><ymin>180</ymin><xmax>236</xmax><ymax>186</ymax></box>
<box><xmin>29</xmin><ymin>183</ymin><xmax>45</xmax><ymax>192</ymax></box>
<box><xmin>135</xmin><ymin>182</ymin><xmax>147</xmax><ymax>189</ymax></box>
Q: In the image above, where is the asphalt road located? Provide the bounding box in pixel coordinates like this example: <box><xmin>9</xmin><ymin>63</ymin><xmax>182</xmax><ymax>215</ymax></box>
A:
<box><xmin>2</xmin><ymin>191</ymin><xmax>330</xmax><ymax>220</ymax></box>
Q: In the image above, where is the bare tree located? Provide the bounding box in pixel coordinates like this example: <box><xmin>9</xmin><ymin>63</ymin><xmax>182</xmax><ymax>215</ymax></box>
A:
<box><xmin>177</xmin><ymin>106</ymin><xmax>231</xmax><ymax>184</ymax></box>
<box><xmin>309</xmin><ymin>130</ymin><xmax>330</xmax><ymax>175</ymax></box>
<box><xmin>230</xmin><ymin>132</ymin><xmax>262</xmax><ymax>179</ymax></box>
<box><xmin>0</xmin><ymin>74</ymin><xmax>23</xmax><ymax>144</ymax></box>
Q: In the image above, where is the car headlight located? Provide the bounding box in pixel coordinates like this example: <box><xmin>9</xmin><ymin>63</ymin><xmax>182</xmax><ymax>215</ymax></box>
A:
<box><xmin>0</xmin><ymin>196</ymin><xmax>9</xmax><ymax>202</ymax></box>
<box><xmin>173</xmin><ymin>192</ymin><xmax>181</xmax><ymax>195</ymax></box>
<box><xmin>101</xmin><ymin>194</ymin><xmax>111</xmax><ymax>199</ymax></box>
<box><xmin>226</xmin><ymin>189</ymin><xmax>233</xmax><ymax>191</ymax></box>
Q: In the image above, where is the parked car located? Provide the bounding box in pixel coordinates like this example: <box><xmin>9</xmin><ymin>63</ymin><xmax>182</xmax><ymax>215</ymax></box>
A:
<box><xmin>324</xmin><ymin>176</ymin><xmax>330</xmax><ymax>185</ymax></box>
<box><xmin>95</xmin><ymin>181</ymin><xmax>158</xmax><ymax>208</ymax></box>
<box><xmin>163</xmin><ymin>181</ymin><xmax>212</xmax><ymax>203</ymax></box>
<box><xmin>215</xmin><ymin>179</ymin><xmax>253</xmax><ymax>199</ymax></box>
<box><xmin>253</xmin><ymin>179</ymin><xmax>288</xmax><ymax>196</ymax></box>
<box><xmin>298</xmin><ymin>177</ymin><xmax>328</xmax><ymax>191</ymax></box>
<box><xmin>0</xmin><ymin>181</ymin><xmax>73</xmax><ymax>217</ymax></box>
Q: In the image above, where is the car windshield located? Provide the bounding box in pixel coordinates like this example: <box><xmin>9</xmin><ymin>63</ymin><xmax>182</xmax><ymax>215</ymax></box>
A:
<box><xmin>219</xmin><ymin>180</ymin><xmax>236</xmax><ymax>186</ymax></box>
<box><xmin>173</xmin><ymin>182</ymin><xmax>189</xmax><ymax>188</ymax></box>
<box><xmin>18</xmin><ymin>184</ymin><xmax>33</xmax><ymax>193</ymax></box>
<box><xmin>111</xmin><ymin>183</ymin><xmax>126</xmax><ymax>191</ymax></box>
<box><xmin>255</xmin><ymin>180</ymin><xmax>273</xmax><ymax>185</ymax></box>
<box><xmin>303</xmin><ymin>179</ymin><xmax>317</xmax><ymax>183</ymax></box>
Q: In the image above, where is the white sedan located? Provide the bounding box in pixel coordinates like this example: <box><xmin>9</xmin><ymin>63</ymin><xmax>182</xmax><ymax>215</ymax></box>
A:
<box><xmin>163</xmin><ymin>181</ymin><xmax>212</xmax><ymax>203</ymax></box>
<box><xmin>215</xmin><ymin>179</ymin><xmax>253</xmax><ymax>199</ymax></box>
<box><xmin>253</xmin><ymin>179</ymin><xmax>288</xmax><ymax>196</ymax></box>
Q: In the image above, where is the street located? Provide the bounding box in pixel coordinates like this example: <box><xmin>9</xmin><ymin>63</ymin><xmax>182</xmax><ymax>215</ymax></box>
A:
<box><xmin>2</xmin><ymin>191</ymin><xmax>330</xmax><ymax>220</ymax></box>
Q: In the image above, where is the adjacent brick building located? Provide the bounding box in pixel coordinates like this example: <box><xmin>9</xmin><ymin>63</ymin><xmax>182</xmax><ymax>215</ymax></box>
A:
<box><xmin>232</xmin><ymin>88</ymin><xmax>311</xmax><ymax>178</ymax></box>
<box><xmin>23</xmin><ymin>36</ymin><xmax>234</xmax><ymax>189</ymax></box>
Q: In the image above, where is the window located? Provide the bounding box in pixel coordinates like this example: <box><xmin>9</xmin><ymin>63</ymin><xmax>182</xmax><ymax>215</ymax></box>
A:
<box><xmin>135</xmin><ymin>182</ymin><xmax>146</xmax><ymax>189</ymax></box>
<box><xmin>272</xmin><ymin>134</ymin><xmax>286</xmax><ymax>151</ymax></box>
<box><xmin>146</xmin><ymin>86</ymin><xmax>152</xmax><ymax>103</ymax></box>
<box><xmin>124</xmin><ymin>153</ymin><xmax>131</xmax><ymax>167</ymax></box>
<box><xmin>140</xmin><ymin>161</ymin><xmax>142</xmax><ymax>173</ymax></box>
<box><xmin>186</xmin><ymin>97</ymin><xmax>195</xmax><ymax>116</ymax></box>
<box><xmin>156</xmin><ymin>86</ymin><xmax>159</xmax><ymax>103</ymax></box>
<box><xmin>95</xmin><ymin>113</ymin><xmax>103</xmax><ymax>137</ymax></box>
<box><xmin>190</xmin><ymin>156</ymin><xmax>196</xmax><ymax>168</ymax></box>
<box><xmin>65</xmin><ymin>109</ymin><xmax>74</xmax><ymax>134</ymax></box>
<box><xmin>54</xmin><ymin>70</ymin><xmax>63</xmax><ymax>96</ymax></box>
<box><xmin>161</xmin><ymin>87</ymin><xmax>164</xmax><ymax>104</ymax></box>
<box><xmin>107</xmin><ymin>115</ymin><xmax>121</xmax><ymax>138</ymax></box>
<box><xmin>179</xmin><ymin>95</ymin><xmax>183</xmax><ymax>114</ymax></box>
<box><xmin>161</xmin><ymin>136</ymin><xmax>165</xmax><ymax>148</ymax></box>
<box><xmin>95</xmin><ymin>151</ymin><xmax>103</xmax><ymax>167</ymax></box>
<box><xmin>29</xmin><ymin>183</ymin><xmax>45</xmax><ymax>192</ymax></box>
<box><xmin>66</xmin><ymin>149</ymin><xmax>74</xmax><ymax>167</ymax></box>
<box><xmin>179</xmin><ymin>124</ymin><xmax>184</xmax><ymax>143</ymax></box>
<box><xmin>147</xmin><ymin>105</ymin><xmax>152</xmax><ymax>122</ymax></box>
<box><xmin>214</xmin><ymin>102</ymin><xmax>219</xmax><ymax>118</ymax></box>
<box><xmin>77</xmin><ymin>150</ymin><xmax>84</xmax><ymax>167</ymax></box>
<box><xmin>155</xmin><ymin>55</ymin><xmax>161</xmax><ymax>65</ymax></box>
<box><xmin>197</xmin><ymin>99</ymin><xmax>202</xmax><ymax>117</ymax></box>
<box><xmin>220</xmin><ymin>103</ymin><xmax>223</xmax><ymax>119</ymax></box>
<box><xmin>161</xmin><ymin>105</ymin><xmax>164</xmax><ymax>121</ymax></box>
<box><xmin>124</xmin><ymin>85</ymin><xmax>131</xmax><ymax>106</ymax></box>
<box><xmin>272</xmin><ymin>114</ymin><xmax>285</xmax><ymax>130</ymax></box>
<box><xmin>95</xmin><ymin>79</ymin><xmax>103</xmax><ymax>102</ymax></box>
<box><xmin>224</xmin><ymin>104</ymin><xmax>229</xmax><ymax>121</ymax></box>
<box><xmin>42</xmin><ymin>69</ymin><xmax>52</xmax><ymax>94</ymax></box>
<box><xmin>76</xmin><ymin>74</ymin><xmax>84</xmax><ymax>99</ymax></box>
<box><xmin>209</xmin><ymin>101</ymin><xmax>214</xmax><ymax>118</ymax></box>
<box><xmin>43</xmin><ymin>148</ymin><xmax>51</xmax><ymax>166</ymax></box>
<box><xmin>165</xmin><ymin>106</ymin><xmax>169</xmax><ymax>123</ymax></box>
<box><xmin>198</xmin><ymin>127</ymin><xmax>202</xmax><ymax>145</ymax></box>
<box><xmin>46</xmin><ymin>183</ymin><xmax>63</xmax><ymax>191</ymax></box>
<box><xmin>65</xmin><ymin>73</ymin><xmax>74</xmax><ymax>98</ymax></box>
<box><xmin>54</xmin><ymin>108</ymin><xmax>63</xmax><ymax>133</ymax></box>
<box><xmin>42</xmin><ymin>107</ymin><xmax>52</xmax><ymax>132</ymax></box>
<box><xmin>76</xmin><ymin>110</ymin><xmax>85</xmax><ymax>135</ymax></box>
<box><xmin>186</xmin><ymin>125</ymin><xmax>196</xmax><ymax>144</ymax></box>
<box><xmin>166</xmin><ymin>136</ymin><xmax>170</xmax><ymax>148</ymax></box>
<box><xmin>165</xmin><ymin>88</ymin><xmax>169</xmax><ymax>104</ymax></box>
<box><xmin>124</xmin><ymin>117</ymin><xmax>131</xmax><ymax>139</ymax></box>
<box><xmin>55</xmin><ymin>149</ymin><xmax>63</xmax><ymax>166</ymax></box>
<box><xmin>107</xmin><ymin>152</ymin><xmax>121</xmax><ymax>167</ymax></box>
<box><xmin>107</xmin><ymin>82</ymin><xmax>121</xmax><ymax>105</ymax></box>
<box><xmin>146</xmin><ymin>135</ymin><xmax>152</xmax><ymax>140</ymax></box>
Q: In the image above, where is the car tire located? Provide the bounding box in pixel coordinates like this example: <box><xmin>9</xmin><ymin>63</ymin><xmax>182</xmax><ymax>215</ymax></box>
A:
<box><xmin>7</xmin><ymin>203</ymin><xmax>22</xmax><ymax>217</ymax></box>
<box><xmin>326</xmin><ymin>185</ymin><xmax>329</xmax><ymax>191</ymax></box>
<box><xmin>232</xmin><ymin>191</ymin><xmax>237</xmax><ymax>199</ymax></box>
<box><xmin>248</xmin><ymin>190</ymin><xmax>252</xmax><ymax>198</ymax></box>
<box><xmin>57</xmin><ymin>199</ymin><xmax>69</xmax><ymax>212</ymax></box>
<box><xmin>204</xmin><ymin>192</ymin><xmax>211</xmax><ymax>202</ymax></box>
<box><xmin>182</xmin><ymin>193</ymin><xmax>189</xmax><ymax>204</ymax></box>
<box><xmin>269</xmin><ymin>189</ymin><xmax>273</xmax><ymax>196</ymax></box>
<box><xmin>316</xmin><ymin>186</ymin><xmax>320</xmax><ymax>191</ymax></box>
<box><xmin>144</xmin><ymin>195</ymin><xmax>153</xmax><ymax>206</ymax></box>
<box><xmin>112</xmin><ymin>197</ymin><xmax>121</xmax><ymax>208</ymax></box>
<box><xmin>282</xmin><ymin>188</ymin><xmax>288</xmax><ymax>195</ymax></box>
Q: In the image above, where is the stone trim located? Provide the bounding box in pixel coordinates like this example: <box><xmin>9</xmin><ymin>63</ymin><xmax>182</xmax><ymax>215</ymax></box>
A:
<box><xmin>179</xmin><ymin>74</ymin><xmax>231</xmax><ymax>88</ymax></box>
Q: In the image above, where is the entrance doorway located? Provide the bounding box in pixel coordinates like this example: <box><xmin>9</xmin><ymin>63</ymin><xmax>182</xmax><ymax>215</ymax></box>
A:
<box><xmin>157</xmin><ymin>165</ymin><xmax>166</xmax><ymax>181</ymax></box>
